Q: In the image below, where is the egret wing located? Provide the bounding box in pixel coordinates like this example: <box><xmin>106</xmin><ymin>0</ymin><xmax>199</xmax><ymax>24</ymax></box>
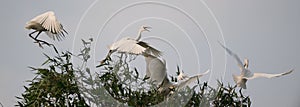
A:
<box><xmin>245</xmin><ymin>69</ymin><xmax>293</xmax><ymax>80</ymax></box>
<box><xmin>144</xmin><ymin>54</ymin><xmax>154</xmax><ymax>80</ymax></box>
<box><xmin>113</xmin><ymin>38</ymin><xmax>146</xmax><ymax>55</ymax></box>
<box><xmin>144</xmin><ymin>63</ymin><xmax>151</xmax><ymax>80</ymax></box>
<box><xmin>177</xmin><ymin>71</ymin><xmax>188</xmax><ymax>81</ymax></box>
<box><xmin>148</xmin><ymin>56</ymin><xmax>167</xmax><ymax>86</ymax></box>
<box><xmin>177</xmin><ymin>69</ymin><xmax>210</xmax><ymax>90</ymax></box>
<box><xmin>137</xmin><ymin>41</ymin><xmax>162</xmax><ymax>57</ymax></box>
<box><xmin>41</xmin><ymin>12</ymin><xmax>66</xmax><ymax>40</ymax></box>
<box><xmin>30</xmin><ymin>11</ymin><xmax>51</xmax><ymax>24</ymax></box>
<box><xmin>219</xmin><ymin>42</ymin><xmax>244</xmax><ymax>70</ymax></box>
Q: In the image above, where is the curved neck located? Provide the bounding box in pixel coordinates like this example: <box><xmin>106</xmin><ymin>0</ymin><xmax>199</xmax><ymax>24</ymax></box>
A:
<box><xmin>244</xmin><ymin>59</ymin><xmax>249</xmax><ymax>69</ymax></box>
<box><xmin>135</xmin><ymin>29</ymin><xmax>143</xmax><ymax>41</ymax></box>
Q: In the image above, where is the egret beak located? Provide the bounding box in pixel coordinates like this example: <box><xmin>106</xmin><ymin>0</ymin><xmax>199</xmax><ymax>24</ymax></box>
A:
<box><xmin>144</xmin><ymin>26</ymin><xmax>151</xmax><ymax>32</ymax></box>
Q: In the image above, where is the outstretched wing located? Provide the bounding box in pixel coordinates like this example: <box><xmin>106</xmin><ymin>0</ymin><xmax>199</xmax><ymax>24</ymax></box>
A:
<box><xmin>219</xmin><ymin>42</ymin><xmax>244</xmax><ymax>69</ymax></box>
<box><xmin>147</xmin><ymin>55</ymin><xmax>167</xmax><ymax>86</ymax></box>
<box><xmin>137</xmin><ymin>41</ymin><xmax>162</xmax><ymax>57</ymax></box>
<box><xmin>110</xmin><ymin>38</ymin><xmax>162</xmax><ymax>56</ymax></box>
<box><xmin>30</xmin><ymin>11</ymin><xmax>50</xmax><ymax>24</ymax></box>
<box><xmin>245</xmin><ymin>69</ymin><xmax>293</xmax><ymax>80</ymax></box>
<box><xmin>177</xmin><ymin>71</ymin><xmax>189</xmax><ymax>81</ymax></box>
<box><xmin>177</xmin><ymin>69</ymin><xmax>210</xmax><ymax>90</ymax></box>
<box><xmin>111</xmin><ymin>38</ymin><xmax>147</xmax><ymax>55</ymax></box>
<box><xmin>31</xmin><ymin>11</ymin><xmax>67</xmax><ymax>40</ymax></box>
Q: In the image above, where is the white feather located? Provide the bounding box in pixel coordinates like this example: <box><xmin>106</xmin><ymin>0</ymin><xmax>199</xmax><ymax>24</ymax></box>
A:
<box><xmin>176</xmin><ymin>69</ymin><xmax>210</xmax><ymax>90</ymax></box>
<box><xmin>25</xmin><ymin>11</ymin><xmax>67</xmax><ymax>41</ymax></box>
<box><xmin>219</xmin><ymin>42</ymin><xmax>293</xmax><ymax>89</ymax></box>
<box><xmin>245</xmin><ymin>69</ymin><xmax>293</xmax><ymax>80</ymax></box>
<box><xmin>144</xmin><ymin>54</ymin><xmax>167</xmax><ymax>86</ymax></box>
<box><xmin>105</xmin><ymin>25</ymin><xmax>161</xmax><ymax>58</ymax></box>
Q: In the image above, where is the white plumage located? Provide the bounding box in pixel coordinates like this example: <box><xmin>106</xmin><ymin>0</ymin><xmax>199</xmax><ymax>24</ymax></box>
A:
<box><xmin>109</xmin><ymin>37</ymin><xmax>147</xmax><ymax>55</ymax></box>
<box><xmin>219</xmin><ymin>42</ymin><xmax>293</xmax><ymax>89</ymax></box>
<box><xmin>158</xmin><ymin>69</ymin><xmax>210</xmax><ymax>96</ymax></box>
<box><xmin>177</xmin><ymin>69</ymin><xmax>189</xmax><ymax>81</ymax></box>
<box><xmin>101</xmin><ymin>25</ymin><xmax>161</xmax><ymax>63</ymax></box>
<box><xmin>143</xmin><ymin>54</ymin><xmax>167</xmax><ymax>86</ymax></box>
<box><xmin>143</xmin><ymin>54</ymin><xmax>210</xmax><ymax>95</ymax></box>
<box><xmin>173</xmin><ymin>69</ymin><xmax>210</xmax><ymax>91</ymax></box>
<box><xmin>25</xmin><ymin>11</ymin><xmax>67</xmax><ymax>41</ymax></box>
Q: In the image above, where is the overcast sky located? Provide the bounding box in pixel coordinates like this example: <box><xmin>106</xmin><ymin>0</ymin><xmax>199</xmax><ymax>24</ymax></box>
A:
<box><xmin>0</xmin><ymin>0</ymin><xmax>299</xmax><ymax>106</ymax></box>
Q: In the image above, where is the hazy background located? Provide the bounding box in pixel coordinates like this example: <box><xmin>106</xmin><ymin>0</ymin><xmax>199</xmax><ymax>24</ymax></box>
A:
<box><xmin>0</xmin><ymin>0</ymin><xmax>299</xmax><ymax>106</ymax></box>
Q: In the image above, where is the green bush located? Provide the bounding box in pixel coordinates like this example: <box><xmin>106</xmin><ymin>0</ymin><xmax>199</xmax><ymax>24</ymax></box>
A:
<box><xmin>16</xmin><ymin>38</ymin><xmax>251</xmax><ymax>107</ymax></box>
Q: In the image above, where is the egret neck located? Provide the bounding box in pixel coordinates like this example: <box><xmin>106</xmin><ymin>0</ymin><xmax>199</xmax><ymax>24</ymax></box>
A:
<box><xmin>135</xmin><ymin>28</ymin><xmax>143</xmax><ymax>41</ymax></box>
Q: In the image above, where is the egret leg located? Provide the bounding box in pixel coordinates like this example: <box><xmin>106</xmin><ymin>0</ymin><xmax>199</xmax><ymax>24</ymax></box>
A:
<box><xmin>27</xmin><ymin>31</ymin><xmax>58</xmax><ymax>53</ymax></box>
<box><xmin>100</xmin><ymin>51</ymin><xmax>112</xmax><ymax>65</ymax></box>
<box><xmin>36</xmin><ymin>32</ymin><xmax>44</xmax><ymax>48</ymax></box>
<box><xmin>107</xmin><ymin>50</ymin><xmax>113</xmax><ymax>61</ymax></box>
<box><xmin>239</xmin><ymin>87</ymin><xmax>244</xmax><ymax>97</ymax></box>
<box><xmin>233</xmin><ymin>84</ymin><xmax>237</xmax><ymax>88</ymax></box>
<box><xmin>34</xmin><ymin>31</ymin><xmax>42</xmax><ymax>40</ymax></box>
<box><xmin>124</xmin><ymin>54</ymin><xmax>128</xmax><ymax>62</ymax></box>
<box><xmin>28</xmin><ymin>31</ymin><xmax>43</xmax><ymax>48</ymax></box>
<box><xmin>28</xmin><ymin>30</ymin><xmax>38</xmax><ymax>40</ymax></box>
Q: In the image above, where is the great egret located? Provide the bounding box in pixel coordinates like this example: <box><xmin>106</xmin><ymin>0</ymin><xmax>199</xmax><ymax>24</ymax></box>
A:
<box><xmin>25</xmin><ymin>11</ymin><xmax>67</xmax><ymax>47</ymax></box>
<box><xmin>176</xmin><ymin>66</ymin><xmax>189</xmax><ymax>81</ymax></box>
<box><xmin>158</xmin><ymin>69</ymin><xmax>210</xmax><ymax>96</ymax></box>
<box><xmin>219</xmin><ymin>42</ymin><xmax>293</xmax><ymax>89</ymax></box>
<box><xmin>143</xmin><ymin>54</ymin><xmax>167</xmax><ymax>86</ymax></box>
<box><xmin>101</xmin><ymin>25</ymin><xmax>161</xmax><ymax>64</ymax></box>
<box><xmin>143</xmin><ymin>54</ymin><xmax>210</xmax><ymax>95</ymax></box>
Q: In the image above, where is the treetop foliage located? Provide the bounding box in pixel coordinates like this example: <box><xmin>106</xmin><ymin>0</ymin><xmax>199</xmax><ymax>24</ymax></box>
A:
<box><xmin>16</xmin><ymin>38</ymin><xmax>251</xmax><ymax>107</ymax></box>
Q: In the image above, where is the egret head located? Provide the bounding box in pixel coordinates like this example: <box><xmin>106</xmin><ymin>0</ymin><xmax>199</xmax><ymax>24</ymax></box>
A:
<box><xmin>140</xmin><ymin>25</ymin><xmax>151</xmax><ymax>32</ymax></box>
<box><xmin>244</xmin><ymin>58</ymin><xmax>249</xmax><ymax>69</ymax></box>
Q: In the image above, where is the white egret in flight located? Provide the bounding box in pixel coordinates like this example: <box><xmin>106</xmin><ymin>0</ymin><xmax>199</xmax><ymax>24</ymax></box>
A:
<box><xmin>101</xmin><ymin>25</ymin><xmax>161</xmax><ymax>64</ymax></box>
<box><xmin>219</xmin><ymin>42</ymin><xmax>293</xmax><ymax>89</ymax></box>
<box><xmin>25</xmin><ymin>11</ymin><xmax>67</xmax><ymax>47</ymax></box>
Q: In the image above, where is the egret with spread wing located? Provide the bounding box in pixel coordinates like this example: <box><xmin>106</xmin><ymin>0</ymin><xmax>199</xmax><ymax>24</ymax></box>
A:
<box><xmin>101</xmin><ymin>25</ymin><xmax>161</xmax><ymax>64</ymax></box>
<box><xmin>143</xmin><ymin>54</ymin><xmax>210</xmax><ymax>96</ymax></box>
<box><xmin>219</xmin><ymin>42</ymin><xmax>293</xmax><ymax>89</ymax></box>
<box><xmin>143</xmin><ymin>54</ymin><xmax>167</xmax><ymax>86</ymax></box>
<box><xmin>177</xmin><ymin>66</ymin><xmax>189</xmax><ymax>81</ymax></box>
<box><xmin>25</xmin><ymin>11</ymin><xmax>67</xmax><ymax>47</ymax></box>
<box><xmin>158</xmin><ymin>69</ymin><xmax>210</xmax><ymax>96</ymax></box>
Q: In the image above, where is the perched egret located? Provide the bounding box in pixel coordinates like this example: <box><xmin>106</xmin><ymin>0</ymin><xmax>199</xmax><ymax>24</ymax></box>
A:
<box><xmin>101</xmin><ymin>25</ymin><xmax>161</xmax><ymax>64</ymax></box>
<box><xmin>25</xmin><ymin>11</ymin><xmax>67</xmax><ymax>47</ymax></box>
<box><xmin>158</xmin><ymin>69</ymin><xmax>210</xmax><ymax>96</ymax></box>
<box><xmin>142</xmin><ymin>54</ymin><xmax>210</xmax><ymax>95</ymax></box>
<box><xmin>219</xmin><ymin>42</ymin><xmax>293</xmax><ymax>89</ymax></box>
<box><xmin>177</xmin><ymin>66</ymin><xmax>189</xmax><ymax>81</ymax></box>
<box><xmin>143</xmin><ymin>54</ymin><xmax>167</xmax><ymax>86</ymax></box>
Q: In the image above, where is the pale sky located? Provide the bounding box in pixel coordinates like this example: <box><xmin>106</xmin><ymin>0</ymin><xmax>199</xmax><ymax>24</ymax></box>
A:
<box><xmin>0</xmin><ymin>0</ymin><xmax>299</xmax><ymax>106</ymax></box>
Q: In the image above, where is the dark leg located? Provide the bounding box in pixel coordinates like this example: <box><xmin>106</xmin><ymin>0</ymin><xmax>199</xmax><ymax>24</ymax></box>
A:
<box><xmin>100</xmin><ymin>51</ymin><xmax>113</xmax><ymax>65</ymax></box>
<box><xmin>34</xmin><ymin>31</ymin><xmax>42</xmax><ymax>39</ymax></box>
<box><xmin>31</xmin><ymin>31</ymin><xmax>51</xmax><ymax>47</ymax></box>
<box><xmin>239</xmin><ymin>87</ymin><xmax>244</xmax><ymax>97</ymax></box>
<box><xmin>28</xmin><ymin>31</ymin><xmax>58</xmax><ymax>53</ymax></box>
<box><xmin>28</xmin><ymin>31</ymin><xmax>38</xmax><ymax>40</ymax></box>
<box><xmin>107</xmin><ymin>50</ymin><xmax>112</xmax><ymax>61</ymax></box>
<box><xmin>29</xmin><ymin>31</ymin><xmax>43</xmax><ymax>48</ymax></box>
